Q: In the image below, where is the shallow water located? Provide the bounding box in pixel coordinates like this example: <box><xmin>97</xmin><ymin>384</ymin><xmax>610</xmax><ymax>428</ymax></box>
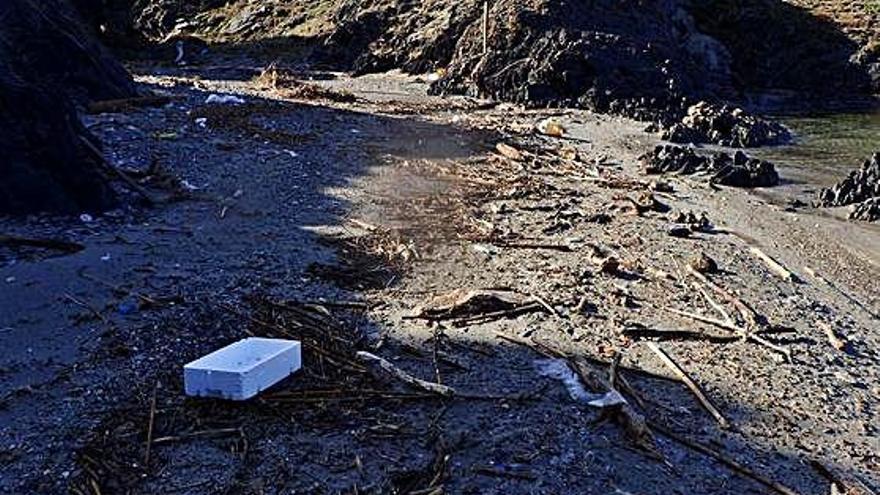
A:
<box><xmin>758</xmin><ymin>110</ymin><xmax>880</xmax><ymax>187</ymax></box>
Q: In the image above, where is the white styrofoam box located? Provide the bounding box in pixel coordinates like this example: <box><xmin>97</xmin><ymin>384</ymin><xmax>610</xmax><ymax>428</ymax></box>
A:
<box><xmin>184</xmin><ymin>338</ymin><xmax>301</xmax><ymax>400</ymax></box>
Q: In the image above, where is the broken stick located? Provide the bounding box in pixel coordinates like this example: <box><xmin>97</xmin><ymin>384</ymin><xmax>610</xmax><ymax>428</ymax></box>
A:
<box><xmin>818</xmin><ymin>322</ymin><xmax>848</xmax><ymax>353</ymax></box>
<box><xmin>804</xmin><ymin>267</ymin><xmax>880</xmax><ymax>321</ymax></box>
<box><xmin>649</xmin><ymin>421</ymin><xmax>800</xmax><ymax>495</ymax></box>
<box><xmin>79</xmin><ymin>135</ymin><xmax>157</xmax><ymax>205</ymax></box>
<box><xmin>144</xmin><ymin>381</ymin><xmax>158</xmax><ymax>466</ymax></box>
<box><xmin>749</xmin><ymin>246</ymin><xmax>798</xmax><ymax>282</ymax></box>
<box><xmin>495</xmin><ymin>331</ymin><xmax>680</xmax><ymax>383</ymax></box>
<box><xmin>0</xmin><ymin>235</ymin><xmax>84</xmax><ymax>253</ymax></box>
<box><xmin>662</xmin><ymin>306</ymin><xmax>793</xmax><ymax>362</ymax></box>
<box><xmin>810</xmin><ymin>459</ymin><xmax>877</xmax><ymax>495</ymax></box>
<box><xmin>686</xmin><ymin>265</ymin><xmax>761</xmax><ymax>330</ymax></box>
<box><xmin>86</xmin><ymin>94</ymin><xmax>172</xmax><ymax>114</ymax></box>
<box><xmin>491</xmin><ymin>241</ymin><xmax>573</xmax><ymax>252</ymax></box>
<box><xmin>569</xmin><ymin>356</ymin><xmax>663</xmax><ymax>459</ymax></box>
<box><xmin>645</xmin><ymin>342</ymin><xmax>730</xmax><ymax>429</ymax></box>
<box><xmin>356</xmin><ymin>351</ymin><xmax>455</xmax><ymax>397</ymax></box>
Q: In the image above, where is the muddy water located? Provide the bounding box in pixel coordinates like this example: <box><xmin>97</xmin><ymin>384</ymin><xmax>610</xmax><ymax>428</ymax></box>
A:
<box><xmin>752</xmin><ymin>109</ymin><xmax>880</xmax><ymax>268</ymax></box>
<box><xmin>759</xmin><ymin>110</ymin><xmax>880</xmax><ymax>187</ymax></box>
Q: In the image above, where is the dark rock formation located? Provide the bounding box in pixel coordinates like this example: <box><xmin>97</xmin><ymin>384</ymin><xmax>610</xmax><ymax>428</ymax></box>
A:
<box><xmin>690</xmin><ymin>0</ymin><xmax>873</xmax><ymax>96</ymax></box>
<box><xmin>710</xmin><ymin>150</ymin><xmax>779</xmax><ymax>187</ymax></box>
<box><xmin>318</xmin><ymin>0</ymin><xmax>735</xmax><ymax>117</ymax></box>
<box><xmin>662</xmin><ymin>101</ymin><xmax>791</xmax><ymax>147</ymax></box>
<box><xmin>0</xmin><ymin>75</ymin><xmax>116</xmax><ymax>215</ymax></box>
<box><xmin>817</xmin><ymin>153</ymin><xmax>880</xmax><ymax>221</ymax></box>
<box><xmin>87</xmin><ymin>0</ymin><xmax>876</xmax><ymax>119</ymax></box>
<box><xmin>71</xmin><ymin>0</ymin><xmax>226</xmax><ymax>44</ymax></box>
<box><xmin>4</xmin><ymin>0</ymin><xmax>136</xmax><ymax>104</ymax></box>
<box><xmin>849</xmin><ymin>198</ymin><xmax>880</xmax><ymax>222</ymax></box>
<box><xmin>641</xmin><ymin>145</ymin><xmax>779</xmax><ymax>188</ymax></box>
<box><xmin>0</xmin><ymin>0</ymin><xmax>137</xmax><ymax>215</ymax></box>
<box><xmin>643</xmin><ymin>145</ymin><xmax>709</xmax><ymax>176</ymax></box>
<box><xmin>817</xmin><ymin>153</ymin><xmax>880</xmax><ymax>207</ymax></box>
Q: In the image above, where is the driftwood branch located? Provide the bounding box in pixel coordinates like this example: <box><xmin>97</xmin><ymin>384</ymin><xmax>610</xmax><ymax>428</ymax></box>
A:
<box><xmin>662</xmin><ymin>306</ymin><xmax>793</xmax><ymax>362</ymax></box>
<box><xmin>0</xmin><ymin>235</ymin><xmax>84</xmax><ymax>253</ymax></box>
<box><xmin>686</xmin><ymin>265</ymin><xmax>761</xmax><ymax>329</ymax></box>
<box><xmin>79</xmin><ymin>135</ymin><xmax>157</xmax><ymax>205</ymax></box>
<box><xmin>356</xmin><ymin>351</ymin><xmax>455</xmax><ymax>397</ymax></box>
<box><xmin>810</xmin><ymin>459</ymin><xmax>877</xmax><ymax>495</ymax></box>
<box><xmin>569</xmin><ymin>356</ymin><xmax>661</xmax><ymax>458</ymax></box>
<box><xmin>645</xmin><ymin>342</ymin><xmax>730</xmax><ymax>429</ymax></box>
<box><xmin>144</xmin><ymin>381</ymin><xmax>159</xmax><ymax>466</ymax></box>
<box><xmin>749</xmin><ymin>246</ymin><xmax>798</xmax><ymax>282</ymax></box>
<box><xmin>649</xmin><ymin>421</ymin><xmax>800</xmax><ymax>495</ymax></box>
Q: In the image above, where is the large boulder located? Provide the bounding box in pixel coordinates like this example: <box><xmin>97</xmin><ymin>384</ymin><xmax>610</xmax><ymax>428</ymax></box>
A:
<box><xmin>817</xmin><ymin>153</ymin><xmax>880</xmax><ymax>221</ymax></box>
<box><xmin>849</xmin><ymin>197</ymin><xmax>880</xmax><ymax>222</ymax></box>
<box><xmin>690</xmin><ymin>0</ymin><xmax>873</xmax><ymax>96</ymax></box>
<box><xmin>0</xmin><ymin>0</ymin><xmax>137</xmax><ymax>215</ymax></box>
<box><xmin>2</xmin><ymin>0</ymin><xmax>136</xmax><ymax>104</ymax></box>
<box><xmin>320</xmin><ymin>0</ymin><xmax>735</xmax><ymax>116</ymax></box>
<box><xmin>662</xmin><ymin>101</ymin><xmax>791</xmax><ymax>147</ymax></box>
<box><xmin>641</xmin><ymin>145</ymin><xmax>779</xmax><ymax>188</ymax></box>
<box><xmin>0</xmin><ymin>75</ymin><xmax>117</xmax><ymax>215</ymax></box>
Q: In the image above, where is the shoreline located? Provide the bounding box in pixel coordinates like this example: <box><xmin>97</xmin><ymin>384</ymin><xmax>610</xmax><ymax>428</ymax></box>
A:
<box><xmin>1</xmin><ymin>67</ymin><xmax>878</xmax><ymax>494</ymax></box>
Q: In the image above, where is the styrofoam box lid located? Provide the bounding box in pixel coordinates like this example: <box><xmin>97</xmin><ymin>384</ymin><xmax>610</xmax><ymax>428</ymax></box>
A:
<box><xmin>184</xmin><ymin>338</ymin><xmax>300</xmax><ymax>373</ymax></box>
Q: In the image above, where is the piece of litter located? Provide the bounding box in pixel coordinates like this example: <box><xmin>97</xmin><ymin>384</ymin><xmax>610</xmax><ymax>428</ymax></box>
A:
<box><xmin>536</xmin><ymin>359</ymin><xmax>598</xmax><ymax>403</ymax></box>
<box><xmin>535</xmin><ymin>359</ymin><xmax>627</xmax><ymax>408</ymax></box>
<box><xmin>5</xmin><ymin>277</ymin><xmax>15</xmax><ymax>283</ymax></box>
<box><xmin>471</xmin><ymin>243</ymin><xmax>498</xmax><ymax>255</ymax></box>
<box><xmin>426</xmin><ymin>68</ymin><xmax>447</xmax><ymax>82</ymax></box>
<box><xmin>79</xmin><ymin>213</ymin><xmax>94</xmax><ymax>223</ymax></box>
<box><xmin>537</xmin><ymin>118</ymin><xmax>566</xmax><ymax>137</ymax></box>
<box><xmin>587</xmin><ymin>390</ymin><xmax>627</xmax><ymax>408</ymax></box>
<box><xmin>180</xmin><ymin>179</ymin><xmax>200</xmax><ymax>191</ymax></box>
<box><xmin>205</xmin><ymin>94</ymin><xmax>245</xmax><ymax>105</ymax></box>
<box><xmin>195</xmin><ymin>117</ymin><xmax>208</xmax><ymax>128</ymax></box>
<box><xmin>100</xmin><ymin>253</ymin><xmax>111</xmax><ymax>261</ymax></box>
<box><xmin>184</xmin><ymin>338</ymin><xmax>301</xmax><ymax>400</ymax></box>
<box><xmin>283</xmin><ymin>149</ymin><xmax>299</xmax><ymax>158</ymax></box>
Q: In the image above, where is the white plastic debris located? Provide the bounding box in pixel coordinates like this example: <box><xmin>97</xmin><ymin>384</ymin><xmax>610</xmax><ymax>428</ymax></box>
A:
<box><xmin>587</xmin><ymin>389</ymin><xmax>627</xmax><ymax>408</ymax></box>
<box><xmin>79</xmin><ymin>213</ymin><xmax>94</xmax><ymax>223</ymax></box>
<box><xmin>537</xmin><ymin>118</ymin><xmax>565</xmax><ymax>137</ymax></box>
<box><xmin>184</xmin><ymin>338</ymin><xmax>301</xmax><ymax>400</ymax></box>
<box><xmin>471</xmin><ymin>243</ymin><xmax>498</xmax><ymax>255</ymax></box>
<box><xmin>179</xmin><ymin>179</ymin><xmax>200</xmax><ymax>191</ymax></box>
<box><xmin>205</xmin><ymin>94</ymin><xmax>246</xmax><ymax>105</ymax></box>
<box><xmin>174</xmin><ymin>40</ymin><xmax>186</xmax><ymax>65</ymax></box>
<box><xmin>194</xmin><ymin>117</ymin><xmax>208</xmax><ymax>128</ymax></box>
<box><xmin>426</xmin><ymin>68</ymin><xmax>447</xmax><ymax>82</ymax></box>
<box><xmin>535</xmin><ymin>358</ymin><xmax>627</xmax><ymax>408</ymax></box>
<box><xmin>535</xmin><ymin>358</ymin><xmax>593</xmax><ymax>403</ymax></box>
